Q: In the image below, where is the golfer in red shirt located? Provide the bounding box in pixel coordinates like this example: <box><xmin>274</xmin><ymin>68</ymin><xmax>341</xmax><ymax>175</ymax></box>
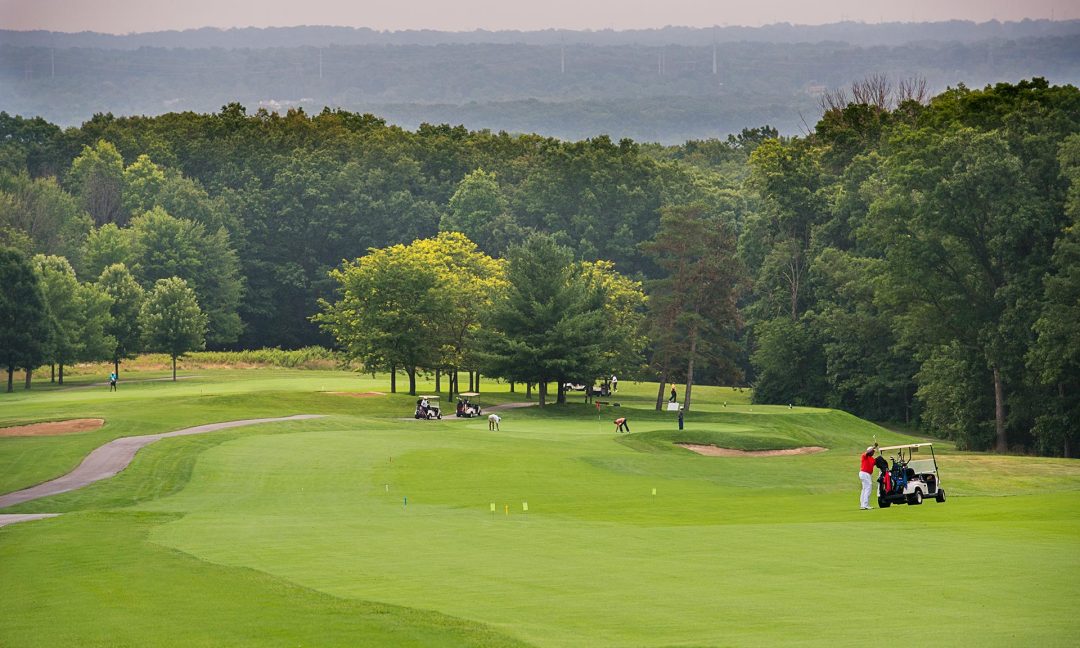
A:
<box><xmin>859</xmin><ymin>444</ymin><xmax>878</xmax><ymax>510</ymax></box>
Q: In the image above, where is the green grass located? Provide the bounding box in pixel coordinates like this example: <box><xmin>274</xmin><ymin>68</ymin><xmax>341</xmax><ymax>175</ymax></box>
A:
<box><xmin>2</xmin><ymin>369</ymin><xmax>1079</xmax><ymax>647</ymax></box>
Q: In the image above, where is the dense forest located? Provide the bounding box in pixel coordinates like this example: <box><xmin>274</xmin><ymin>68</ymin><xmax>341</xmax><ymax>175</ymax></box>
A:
<box><xmin>1</xmin><ymin>78</ymin><xmax>1078</xmax><ymax>457</ymax></box>
<box><xmin>2</xmin><ymin>23</ymin><xmax>1078</xmax><ymax>141</ymax></box>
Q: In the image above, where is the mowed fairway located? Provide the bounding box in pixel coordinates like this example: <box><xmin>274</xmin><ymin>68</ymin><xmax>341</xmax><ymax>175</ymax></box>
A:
<box><xmin>2</xmin><ymin>370</ymin><xmax>1079</xmax><ymax>647</ymax></box>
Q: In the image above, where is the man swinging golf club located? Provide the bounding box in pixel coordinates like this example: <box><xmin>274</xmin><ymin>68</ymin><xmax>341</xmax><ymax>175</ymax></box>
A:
<box><xmin>859</xmin><ymin>442</ymin><xmax>879</xmax><ymax>510</ymax></box>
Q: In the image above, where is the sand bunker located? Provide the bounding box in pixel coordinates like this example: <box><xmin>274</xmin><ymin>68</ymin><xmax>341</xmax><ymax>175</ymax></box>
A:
<box><xmin>326</xmin><ymin>391</ymin><xmax>386</xmax><ymax>398</ymax></box>
<box><xmin>0</xmin><ymin>418</ymin><xmax>105</xmax><ymax>437</ymax></box>
<box><xmin>677</xmin><ymin>443</ymin><xmax>826</xmax><ymax>457</ymax></box>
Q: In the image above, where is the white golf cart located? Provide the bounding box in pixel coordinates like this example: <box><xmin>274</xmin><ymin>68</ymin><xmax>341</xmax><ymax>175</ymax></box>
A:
<box><xmin>876</xmin><ymin>443</ymin><xmax>946</xmax><ymax>507</ymax></box>
<box><xmin>414</xmin><ymin>395</ymin><xmax>442</xmax><ymax>420</ymax></box>
<box><xmin>455</xmin><ymin>392</ymin><xmax>482</xmax><ymax>418</ymax></box>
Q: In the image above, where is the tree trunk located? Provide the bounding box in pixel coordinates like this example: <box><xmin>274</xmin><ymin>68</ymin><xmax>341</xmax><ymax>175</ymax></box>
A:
<box><xmin>510</xmin><ymin>381</ymin><xmax>515</xmax><ymax>393</ymax></box>
<box><xmin>993</xmin><ymin>366</ymin><xmax>1006</xmax><ymax>453</ymax></box>
<box><xmin>114</xmin><ymin>356</ymin><xmax>120</xmax><ymax>379</ymax></box>
<box><xmin>557</xmin><ymin>379</ymin><xmax>566</xmax><ymax>404</ymax></box>
<box><xmin>526</xmin><ymin>382</ymin><xmax>532</xmax><ymax>400</ymax></box>
<box><xmin>50</xmin><ymin>364</ymin><xmax>55</xmax><ymax>383</ymax></box>
<box><xmin>655</xmin><ymin>365</ymin><xmax>668</xmax><ymax>411</ymax></box>
<box><xmin>390</xmin><ymin>365</ymin><xmax>396</xmax><ymax>393</ymax></box>
<box><xmin>538</xmin><ymin>380</ymin><xmax>547</xmax><ymax>407</ymax></box>
<box><xmin>435</xmin><ymin>369</ymin><xmax>441</xmax><ymax>393</ymax></box>
<box><xmin>476</xmin><ymin>372</ymin><xmax>480</xmax><ymax>393</ymax></box>
<box><xmin>1061</xmin><ymin>383</ymin><xmax>1070</xmax><ymax>458</ymax></box>
<box><xmin>172</xmin><ymin>356</ymin><xmax>177</xmax><ymax>381</ymax></box>
<box><xmin>468</xmin><ymin>371</ymin><xmax>474</xmax><ymax>392</ymax></box>
<box><xmin>24</xmin><ymin>367</ymin><xmax>32</xmax><ymax>390</ymax></box>
<box><xmin>684</xmin><ymin>326</ymin><xmax>698</xmax><ymax>413</ymax></box>
<box><xmin>407</xmin><ymin>366</ymin><xmax>417</xmax><ymax>396</ymax></box>
<box><xmin>6</xmin><ymin>365</ymin><xmax>12</xmax><ymax>393</ymax></box>
<box><xmin>58</xmin><ymin>363</ymin><xmax>64</xmax><ymax>385</ymax></box>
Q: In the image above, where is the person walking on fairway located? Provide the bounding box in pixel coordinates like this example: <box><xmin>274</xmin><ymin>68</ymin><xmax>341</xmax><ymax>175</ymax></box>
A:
<box><xmin>488</xmin><ymin>413</ymin><xmax>501</xmax><ymax>431</ymax></box>
<box><xmin>108</xmin><ymin>372</ymin><xmax>117</xmax><ymax>392</ymax></box>
<box><xmin>610</xmin><ymin>374</ymin><xmax>618</xmax><ymax>392</ymax></box>
<box><xmin>859</xmin><ymin>443</ymin><xmax>878</xmax><ymax>510</ymax></box>
<box><xmin>614</xmin><ymin>417</ymin><xmax>630</xmax><ymax>433</ymax></box>
<box><xmin>669</xmin><ymin>386</ymin><xmax>677</xmax><ymax>402</ymax></box>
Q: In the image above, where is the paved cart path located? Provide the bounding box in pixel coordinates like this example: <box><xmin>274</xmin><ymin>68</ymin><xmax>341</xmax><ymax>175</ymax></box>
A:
<box><xmin>0</xmin><ymin>415</ymin><xmax>325</xmax><ymax>510</ymax></box>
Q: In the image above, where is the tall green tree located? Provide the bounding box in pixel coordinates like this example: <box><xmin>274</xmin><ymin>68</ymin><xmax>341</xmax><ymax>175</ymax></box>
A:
<box><xmin>129</xmin><ymin>206</ymin><xmax>243</xmax><ymax>346</ymax></box>
<box><xmin>33</xmin><ymin>254</ymin><xmax>114</xmax><ymax>385</ymax></box>
<box><xmin>0</xmin><ymin>172</ymin><xmax>93</xmax><ymax>264</ymax></box>
<box><xmin>642</xmin><ymin>204</ymin><xmax>746</xmax><ymax>412</ymax></box>
<box><xmin>407</xmin><ymin>232</ymin><xmax>507</xmax><ymax>395</ymax></box>
<box><xmin>67</xmin><ymin>140</ymin><xmax>126</xmax><ymax>226</ymax></box>
<box><xmin>0</xmin><ymin>247</ymin><xmax>49</xmax><ymax>392</ymax></box>
<box><xmin>440</xmin><ymin>168</ymin><xmax>514</xmax><ymax>255</ymax></box>
<box><xmin>1027</xmin><ymin>134</ymin><xmax>1080</xmax><ymax>457</ymax></box>
<box><xmin>315</xmin><ymin>243</ymin><xmax>446</xmax><ymax>395</ymax></box>
<box><xmin>81</xmin><ymin>223</ymin><xmax>134</xmax><ymax>279</ymax></box>
<box><xmin>865</xmin><ymin>128</ymin><xmax>1058</xmax><ymax>451</ymax></box>
<box><xmin>481</xmin><ymin>233</ymin><xmax>608</xmax><ymax>407</ymax></box>
<box><xmin>97</xmin><ymin>263</ymin><xmax>145</xmax><ymax>378</ymax></box>
<box><xmin>140</xmin><ymin>277</ymin><xmax>207</xmax><ymax>381</ymax></box>
<box><xmin>579</xmin><ymin>259</ymin><xmax>648</xmax><ymax>386</ymax></box>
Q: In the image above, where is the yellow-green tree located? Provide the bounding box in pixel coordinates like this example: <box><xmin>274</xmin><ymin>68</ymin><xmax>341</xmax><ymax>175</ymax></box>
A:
<box><xmin>409</xmin><ymin>232</ymin><xmax>507</xmax><ymax>394</ymax></box>
<box><xmin>317</xmin><ymin>232</ymin><xmax>505</xmax><ymax>396</ymax></box>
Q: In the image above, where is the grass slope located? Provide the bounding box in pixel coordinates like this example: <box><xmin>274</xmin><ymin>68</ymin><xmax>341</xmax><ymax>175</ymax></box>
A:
<box><xmin>2</xmin><ymin>369</ymin><xmax>1079</xmax><ymax>647</ymax></box>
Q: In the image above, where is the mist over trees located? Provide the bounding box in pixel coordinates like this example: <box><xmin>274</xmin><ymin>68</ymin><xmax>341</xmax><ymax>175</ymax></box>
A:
<box><xmin>1</xmin><ymin>22</ymin><xmax>1078</xmax><ymax>142</ymax></box>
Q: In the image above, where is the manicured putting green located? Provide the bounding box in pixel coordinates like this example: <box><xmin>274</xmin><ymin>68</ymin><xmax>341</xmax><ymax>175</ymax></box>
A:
<box><xmin>1</xmin><ymin>370</ymin><xmax>1078</xmax><ymax>647</ymax></box>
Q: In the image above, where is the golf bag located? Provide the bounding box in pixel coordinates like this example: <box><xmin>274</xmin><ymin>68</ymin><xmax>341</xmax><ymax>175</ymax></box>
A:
<box><xmin>875</xmin><ymin>455</ymin><xmax>891</xmax><ymax>494</ymax></box>
<box><xmin>889</xmin><ymin>457</ymin><xmax>909</xmax><ymax>494</ymax></box>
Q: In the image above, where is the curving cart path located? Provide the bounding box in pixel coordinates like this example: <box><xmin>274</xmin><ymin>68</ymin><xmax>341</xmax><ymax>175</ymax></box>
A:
<box><xmin>0</xmin><ymin>415</ymin><xmax>325</xmax><ymax>511</ymax></box>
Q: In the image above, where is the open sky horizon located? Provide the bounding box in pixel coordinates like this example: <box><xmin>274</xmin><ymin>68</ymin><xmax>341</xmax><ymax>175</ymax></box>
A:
<box><xmin>1</xmin><ymin>0</ymin><xmax>1077</xmax><ymax>34</ymax></box>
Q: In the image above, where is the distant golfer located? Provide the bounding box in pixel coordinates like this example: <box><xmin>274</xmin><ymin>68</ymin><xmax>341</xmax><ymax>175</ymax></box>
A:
<box><xmin>859</xmin><ymin>443</ymin><xmax>878</xmax><ymax>510</ymax></box>
<box><xmin>488</xmin><ymin>413</ymin><xmax>501</xmax><ymax>431</ymax></box>
<box><xmin>108</xmin><ymin>372</ymin><xmax>117</xmax><ymax>392</ymax></box>
<box><xmin>614</xmin><ymin>417</ymin><xmax>630</xmax><ymax>433</ymax></box>
<box><xmin>611</xmin><ymin>374</ymin><xmax>618</xmax><ymax>392</ymax></box>
<box><xmin>669</xmin><ymin>386</ymin><xmax>677</xmax><ymax>402</ymax></box>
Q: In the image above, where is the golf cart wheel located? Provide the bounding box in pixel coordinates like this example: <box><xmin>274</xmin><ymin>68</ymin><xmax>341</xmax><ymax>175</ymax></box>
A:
<box><xmin>878</xmin><ymin>497</ymin><xmax>891</xmax><ymax>509</ymax></box>
<box><xmin>908</xmin><ymin>489</ymin><xmax>923</xmax><ymax>506</ymax></box>
<box><xmin>935</xmin><ymin>489</ymin><xmax>946</xmax><ymax>503</ymax></box>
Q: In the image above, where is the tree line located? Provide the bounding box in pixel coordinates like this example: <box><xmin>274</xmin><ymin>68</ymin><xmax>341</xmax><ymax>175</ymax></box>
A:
<box><xmin>1</xmin><ymin>77</ymin><xmax>1077</xmax><ymax>455</ymax></box>
<box><xmin>1</xmin><ymin>248</ymin><xmax>206</xmax><ymax>390</ymax></box>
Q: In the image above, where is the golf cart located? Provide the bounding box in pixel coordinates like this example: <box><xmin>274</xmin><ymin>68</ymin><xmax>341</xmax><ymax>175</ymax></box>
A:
<box><xmin>456</xmin><ymin>392</ymin><xmax>482</xmax><ymax>418</ymax></box>
<box><xmin>876</xmin><ymin>443</ymin><xmax>946</xmax><ymax>507</ymax></box>
<box><xmin>414</xmin><ymin>396</ymin><xmax>442</xmax><ymax>420</ymax></box>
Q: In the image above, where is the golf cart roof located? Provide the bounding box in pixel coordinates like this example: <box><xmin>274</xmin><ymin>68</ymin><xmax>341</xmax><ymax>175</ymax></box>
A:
<box><xmin>419</xmin><ymin>395</ymin><xmax>439</xmax><ymax>399</ymax></box>
<box><xmin>459</xmin><ymin>392</ymin><xmax>480</xmax><ymax>397</ymax></box>
<box><xmin>877</xmin><ymin>443</ymin><xmax>934</xmax><ymax>452</ymax></box>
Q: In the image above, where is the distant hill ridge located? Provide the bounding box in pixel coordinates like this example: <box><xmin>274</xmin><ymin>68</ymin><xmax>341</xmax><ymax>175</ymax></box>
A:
<box><xmin>3</xmin><ymin>19</ymin><xmax>1080</xmax><ymax>50</ymax></box>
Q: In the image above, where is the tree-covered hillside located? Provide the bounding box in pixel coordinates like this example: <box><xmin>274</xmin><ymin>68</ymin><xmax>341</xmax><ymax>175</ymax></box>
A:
<box><xmin>1</xmin><ymin>78</ymin><xmax>1077</xmax><ymax>455</ymax></box>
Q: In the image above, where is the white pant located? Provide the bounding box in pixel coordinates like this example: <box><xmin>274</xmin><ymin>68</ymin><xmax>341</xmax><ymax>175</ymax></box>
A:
<box><xmin>859</xmin><ymin>471</ymin><xmax>872</xmax><ymax>509</ymax></box>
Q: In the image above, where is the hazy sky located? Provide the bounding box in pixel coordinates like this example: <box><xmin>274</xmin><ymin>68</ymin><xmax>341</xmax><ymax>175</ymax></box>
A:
<box><xmin>1</xmin><ymin>0</ymin><xmax>1076</xmax><ymax>33</ymax></box>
